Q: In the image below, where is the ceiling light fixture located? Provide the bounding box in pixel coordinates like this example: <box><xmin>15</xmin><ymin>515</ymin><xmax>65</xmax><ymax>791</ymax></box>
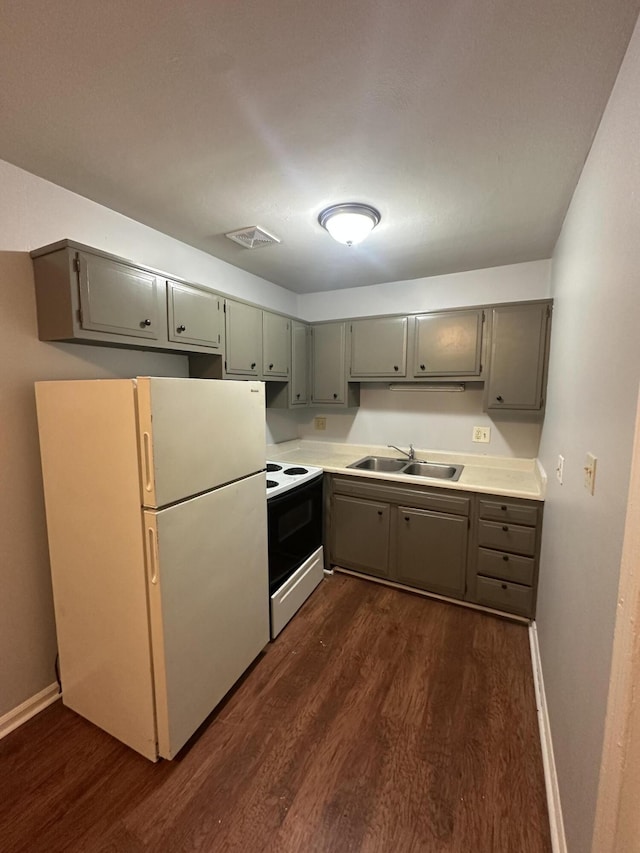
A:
<box><xmin>318</xmin><ymin>203</ymin><xmax>381</xmax><ymax>247</ymax></box>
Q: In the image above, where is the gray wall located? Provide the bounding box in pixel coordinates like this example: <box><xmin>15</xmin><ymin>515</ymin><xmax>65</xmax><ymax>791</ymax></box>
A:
<box><xmin>537</xmin><ymin>15</ymin><xmax>640</xmax><ymax>852</ymax></box>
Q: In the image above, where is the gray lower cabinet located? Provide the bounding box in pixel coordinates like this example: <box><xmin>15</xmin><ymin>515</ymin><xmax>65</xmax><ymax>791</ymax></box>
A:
<box><xmin>330</xmin><ymin>475</ymin><xmax>543</xmax><ymax>618</ymax></box>
<box><xmin>395</xmin><ymin>506</ymin><xmax>468</xmax><ymax>597</ymax></box>
<box><xmin>329</xmin><ymin>475</ymin><xmax>470</xmax><ymax>601</ymax></box>
<box><xmin>467</xmin><ymin>495</ymin><xmax>543</xmax><ymax>618</ymax></box>
<box><xmin>332</xmin><ymin>494</ymin><xmax>391</xmax><ymax>577</ymax></box>
<box><xmin>310</xmin><ymin>322</ymin><xmax>360</xmax><ymax>407</ymax></box>
<box><xmin>167</xmin><ymin>280</ymin><xmax>222</xmax><ymax>350</ymax></box>
<box><xmin>413</xmin><ymin>309</ymin><xmax>483</xmax><ymax>377</ymax></box>
<box><xmin>349</xmin><ymin>316</ymin><xmax>408</xmax><ymax>378</ymax></box>
<box><xmin>484</xmin><ymin>301</ymin><xmax>552</xmax><ymax>411</ymax></box>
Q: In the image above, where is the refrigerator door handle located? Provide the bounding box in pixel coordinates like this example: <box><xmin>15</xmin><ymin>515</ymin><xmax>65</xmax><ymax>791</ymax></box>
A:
<box><xmin>148</xmin><ymin>526</ymin><xmax>159</xmax><ymax>584</ymax></box>
<box><xmin>142</xmin><ymin>431</ymin><xmax>154</xmax><ymax>495</ymax></box>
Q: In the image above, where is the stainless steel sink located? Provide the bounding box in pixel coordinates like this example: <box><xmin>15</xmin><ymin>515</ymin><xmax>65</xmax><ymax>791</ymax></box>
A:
<box><xmin>402</xmin><ymin>461</ymin><xmax>464</xmax><ymax>480</ymax></box>
<box><xmin>347</xmin><ymin>455</ymin><xmax>464</xmax><ymax>481</ymax></box>
<box><xmin>347</xmin><ymin>456</ymin><xmax>407</xmax><ymax>473</ymax></box>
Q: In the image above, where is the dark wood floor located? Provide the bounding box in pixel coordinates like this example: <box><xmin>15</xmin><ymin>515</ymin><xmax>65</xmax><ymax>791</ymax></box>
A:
<box><xmin>0</xmin><ymin>574</ymin><xmax>550</xmax><ymax>852</ymax></box>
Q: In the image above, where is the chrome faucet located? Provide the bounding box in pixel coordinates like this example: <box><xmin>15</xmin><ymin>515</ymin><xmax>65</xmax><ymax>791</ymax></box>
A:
<box><xmin>388</xmin><ymin>443</ymin><xmax>416</xmax><ymax>461</ymax></box>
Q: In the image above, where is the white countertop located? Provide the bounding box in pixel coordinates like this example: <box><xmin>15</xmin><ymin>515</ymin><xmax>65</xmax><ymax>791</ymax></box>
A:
<box><xmin>265</xmin><ymin>440</ymin><xmax>546</xmax><ymax>500</ymax></box>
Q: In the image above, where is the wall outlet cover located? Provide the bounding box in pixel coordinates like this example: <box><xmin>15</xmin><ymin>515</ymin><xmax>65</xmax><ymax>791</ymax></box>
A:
<box><xmin>314</xmin><ymin>416</ymin><xmax>327</xmax><ymax>431</ymax></box>
<box><xmin>472</xmin><ymin>426</ymin><xmax>491</xmax><ymax>443</ymax></box>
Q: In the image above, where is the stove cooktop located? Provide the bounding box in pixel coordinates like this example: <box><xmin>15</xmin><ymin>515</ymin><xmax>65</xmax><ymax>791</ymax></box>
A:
<box><xmin>265</xmin><ymin>461</ymin><xmax>323</xmax><ymax>499</ymax></box>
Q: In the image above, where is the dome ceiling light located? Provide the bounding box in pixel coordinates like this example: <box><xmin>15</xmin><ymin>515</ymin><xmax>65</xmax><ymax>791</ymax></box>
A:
<box><xmin>318</xmin><ymin>203</ymin><xmax>381</xmax><ymax>247</ymax></box>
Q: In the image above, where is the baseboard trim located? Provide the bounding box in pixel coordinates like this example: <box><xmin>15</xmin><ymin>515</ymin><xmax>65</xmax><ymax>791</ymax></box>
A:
<box><xmin>0</xmin><ymin>683</ymin><xmax>61</xmax><ymax>740</ymax></box>
<box><xmin>529</xmin><ymin>622</ymin><xmax>567</xmax><ymax>853</ymax></box>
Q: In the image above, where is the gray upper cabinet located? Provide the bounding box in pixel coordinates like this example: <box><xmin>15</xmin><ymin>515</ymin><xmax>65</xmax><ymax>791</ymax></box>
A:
<box><xmin>224</xmin><ymin>300</ymin><xmax>262</xmax><ymax>376</ymax></box>
<box><xmin>290</xmin><ymin>320</ymin><xmax>309</xmax><ymax>405</ymax></box>
<box><xmin>350</xmin><ymin>316</ymin><xmax>408</xmax><ymax>378</ymax></box>
<box><xmin>311</xmin><ymin>322</ymin><xmax>345</xmax><ymax>403</ymax></box>
<box><xmin>167</xmin><ymin>280</ymin><xmax>222</xmax><ymax>350</ymax></box>
<box><xmin>262</xmin><ymin>311</ymin><xmax>290</xmax><ymax>378</ymax></box>
<box><xmin>78</xmin><ymin>251</ymin><xmax>159</xmax><ymax>340</ymax></box>
<box><xmin>311</xmin><ymin>322</ymin><xmax>360</xmax><ymax>407</ymax></box>
<box><xmin>413</xmin><ymin>309</ymin><xmax>483</xmax><ymax>377</ymax></box>
<box><xmin>485</xmin><ymin>302</ymin><xmax>552</xmax><ymax>411</ymax></box>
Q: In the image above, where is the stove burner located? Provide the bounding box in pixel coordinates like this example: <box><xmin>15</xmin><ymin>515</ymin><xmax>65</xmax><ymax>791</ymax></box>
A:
<box><xmin>266</xmin><ymin>479</ymin><xmax>278</xmax><ymax>488</ymax></box>
<box><xmin>266</xmin><ymin>463</ymin><xmax>282</xmax><ymax>472</ymax></box>
<box><xmin>284</xmin><ymin>466</ymin><xmax>308</xmax><ymax>475</ymax></box>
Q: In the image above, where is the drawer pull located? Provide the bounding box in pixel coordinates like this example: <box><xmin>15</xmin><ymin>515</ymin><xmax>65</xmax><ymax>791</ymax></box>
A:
<box><xmin>502</xmin><ymin>555</ymin><xmax>509</xmax><ymax>562</ymax></box>
<box><xmin>377</xmin><ymin>510</ymin><xmax>383</xmax><ymax>516</ymax></box>
<box><xmin>501</xmin><ymin>505</ymin><xmax>507</xmax><ymax>511</ymax></box>
<box><xmin>502</xmin><ymin>525</ymin><xmax>509</xmax><ymax>532</ymax></box>
<box><xmin>501</xmin><ymin>583</ymin><xmax>508</xmax><ymax>590</ymax></box>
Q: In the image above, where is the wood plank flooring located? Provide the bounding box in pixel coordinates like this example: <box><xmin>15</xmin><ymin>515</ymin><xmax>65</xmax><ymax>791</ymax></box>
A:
<box><xmin>0</xmin><ymin>574</ymin><xmax>551</xmax><ymax>852</ymax></box>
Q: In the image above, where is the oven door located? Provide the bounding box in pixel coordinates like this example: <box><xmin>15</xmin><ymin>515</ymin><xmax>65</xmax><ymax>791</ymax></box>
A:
<box><xmin>267</xmin><ymin>474</ymin><xmax>323</xmax><ymax>595</ymax></box>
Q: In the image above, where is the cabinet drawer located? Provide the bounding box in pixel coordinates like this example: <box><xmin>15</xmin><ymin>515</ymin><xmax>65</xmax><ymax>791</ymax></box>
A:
<box><xmin>478</xmin><ymin>498</ymin><xmax>539</xmax><ymax>526</ymax></box>
<box><xmin>477</xmin><ymin>547</ymin><xmax>534</xmax><ymax>586</ymax></box>
<box><xmin>477</xmin><ymin>520</ymin><xmax>536</xmax><ymax>556</ymax></box>
<box><xmin>476</xmin><ymin>576</ymin><xmax>534</xmax><ymax>617</ymax></box>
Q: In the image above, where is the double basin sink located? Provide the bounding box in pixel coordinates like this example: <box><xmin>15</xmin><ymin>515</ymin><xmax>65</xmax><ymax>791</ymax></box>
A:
<box><xmin>347</xmin><ymin>455</ymin><xmax>464</xmax><ymax>481</ymax></box>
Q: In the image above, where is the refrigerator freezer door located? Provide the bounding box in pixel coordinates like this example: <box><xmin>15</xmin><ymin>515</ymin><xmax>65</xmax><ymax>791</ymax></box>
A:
<box><xmin>137</xmin><ymin>377</ymin><xmax>266</xmax><ymax>508</ymax></box>
<box><xmin>144</xmin><ymin>473</ymin><xmax>269</xmax><ymax>759</ymax></box>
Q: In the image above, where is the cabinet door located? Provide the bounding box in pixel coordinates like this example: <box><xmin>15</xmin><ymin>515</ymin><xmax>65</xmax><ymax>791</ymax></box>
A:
<box><xmin>78</xmin><ymin>251</ymin><xmax>159</xmax><ymax>339</ymax></box>
<box><xmin>311</xmin><ymin>322</ymin><xmax>346</xmax><ymax>404</ymax></box>
<box><xmin>332</xmin><ymin>495</ymin><xmax>390</xmax><ymax>577</ymax></box>
<box><xmin>262</xmin><ymin>311</ymin><xmax>290</xmax><ymax>378</ymax></box>
<box><xmin>394</xmin><ymin>506</ymin><xmax>467</xmax><ymax>598</ymax></box>
<box><xmin>413</xmin><ymin>310</ymin><xmax>482</xmax><ymax>376</ymax></box>
<box><xmin>225</xmin><ymin>300</ymin><xmax>262</xmax><ymax>376</ymax></box>
<box><xmin>485</xmin><ymin>303</ymin><xmax>550</xmax><ymax>411</ymax></box>
<box><xmin>290</xmin><ymin>321</ymin><xmax>309</xmax><ymax>406</ymax></box>
<box><xmin>167</xmin><ymin>281</ymin><xmax>222</xmax><ymax>349</ymax></box>
<box><xmin>350</xmin><ymin>317</ymin><xmax>408</xmax><ymax>377</ymax></box>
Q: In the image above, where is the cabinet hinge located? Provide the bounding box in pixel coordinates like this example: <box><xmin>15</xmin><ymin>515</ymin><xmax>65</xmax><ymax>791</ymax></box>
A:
<box><xmin>223</xmin><ymin>302</ymin><xmax>227</xmax><ymax>313</ymax></box>
<box><xmin>218</xmin><ymin>334</ymin><xmax>221</xmax><ymax>344</ymax></box>
<box><xmin>482</xmin><ymin>310</ymin><xmax>486</xmax><ymax>322</ymax></box>
<box><xmin>77</xmin><ymin>308</ymin><xmax>83</xmax><ymax>324</ymax></box>
<box><xmin>224</xmin><ymin>360</ymin><xmax>227</xmax><ymax>371</ymax></box>
<box><xmin>73</xmin><ymin>255</ymin><xmax>80</xmax><ymax>273</ymax></box>
<box><xmin>546</xmin><ymin>304</ymin><xmax>552</xmax><ymax>318</ymax></box>
<box><xmin>480</xmin><ymin>363</ymin><xmax>483</xmax><ymax>373</ymax></box>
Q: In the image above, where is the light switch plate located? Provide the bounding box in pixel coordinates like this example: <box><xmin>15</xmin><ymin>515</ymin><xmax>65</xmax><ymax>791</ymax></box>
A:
<box><xmin>473</xmin><ymin>426</ymin><xmax>491</xmax><ymax>443</ymax></box>
<box><xmin>556</xmin><ymin>454</ymin><xmax>564</xmax><ymax>485</ymax></box>
<box><xmin>584</xmin><ymin>452</ymin><xmax>597</xmax><ymax>495</ymax></box>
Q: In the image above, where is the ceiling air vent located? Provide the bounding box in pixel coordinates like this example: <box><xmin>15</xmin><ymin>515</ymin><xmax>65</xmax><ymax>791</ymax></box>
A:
<box><xmin>225</xmin><ymin>226</ymin><xmax>281</xmax><ymax>249</ymax></box>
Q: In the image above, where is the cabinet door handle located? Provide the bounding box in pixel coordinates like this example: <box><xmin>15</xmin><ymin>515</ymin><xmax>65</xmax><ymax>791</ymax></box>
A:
<box><xmin>176</xmin><ymin>324</ymin><xmax>186</xmax><ymax>333</ymax></box>
<box><xmin>377</xmin><ymin>510</ymin><xmax>383</xmax><ymax>516</ymax></box>
<box><xmin>502</xmin><ymin>555</ymin><xmax>509</xmax><ymax>562</ymax></box>
<box><xmin>141</xmin><ymin>318</ymin><xmax>152</xmax><ymax>327</ymax></box>
<box><xmin>501</xmin><ymin>505</ymin><xmax>507</xmax><ymax>511</ymax></box>
<box><xmin>420</xmin><ymin>363</ymin><xmax>426</xmax><ymax>371</ymax></box>
<box><xmin>502</xmin><ymin>525</ymin><xmax>509</xmax><ymax>532</ymax></box>
<box><xmin>496</xmin><ymin>395</ymin><xmax>504</xmax><ymax>403</ymax></box>
<box><xmin>296</xmin><ymin>393</ymin><xmax>300</xmax><ymax>399</ymax></box>
<box><xmin>333</xmin><ymin>393</ymin><xmax>338</xmax><ymax>399</ymax></box>
<box><xmin>269</xmin><ymin>363</ymin><xmax>274</xmax><ymax>370</ymax></box>
<box><xmin>394</xmin><ymin>365</ymin><xmax>399</xmax><ymax>371</ymax></box>
<box><xmin>251</xmin><ymin>362</ymin><xmax>256</xmax><ymax>369</ymax></box>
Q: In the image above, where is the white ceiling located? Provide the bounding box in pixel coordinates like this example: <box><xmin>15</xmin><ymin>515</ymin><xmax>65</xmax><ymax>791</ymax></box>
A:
<box><xmin>1</xmin><ymin>1</ymin><xmax>639</xmax><ymax>294</ymax></box>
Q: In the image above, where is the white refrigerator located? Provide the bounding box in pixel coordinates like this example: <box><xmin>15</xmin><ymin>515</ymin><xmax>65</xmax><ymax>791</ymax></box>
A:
<box><xmin>35</xmin><ymin>377</ymin><xmax>269</xmax><ymax>761</ymax></box>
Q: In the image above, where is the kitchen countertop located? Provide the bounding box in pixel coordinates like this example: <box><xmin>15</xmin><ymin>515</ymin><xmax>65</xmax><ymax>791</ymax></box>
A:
<box><xmin>266</xmin><ymin>440</ymin><xmax>546</xmax><ymax>500</ymax></box>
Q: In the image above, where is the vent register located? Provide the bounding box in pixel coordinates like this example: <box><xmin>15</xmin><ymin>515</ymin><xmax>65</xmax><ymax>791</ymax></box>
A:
<box><xmin>225</xmin><ymin>226</ymin><xmax>281</xmax><ymax>249</ymax></box>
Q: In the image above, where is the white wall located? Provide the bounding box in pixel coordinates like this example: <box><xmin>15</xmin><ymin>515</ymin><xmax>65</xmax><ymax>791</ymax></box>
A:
<box><xmin>0</xmin><ymin>161</ymin><xmax>296</xmax><ymax>719</ymax></box>
<box><xmin>537</xmin><ymin>15</ymin><xmax>640</xmax><ymax>853</ymax></box>
<box><xmin>298</xmin><ymin>259</ymin><xmax>551</xmax><ymax>321</ymax></box>
<box><xmin>296</xmin><ymin>387</ymin><xmax>542</xmax><ymax>458</ymax></box>
<box><xmin>0</xmin><ymin>160</ymin><xmax>298</xmax><ymax>316</ymax></box>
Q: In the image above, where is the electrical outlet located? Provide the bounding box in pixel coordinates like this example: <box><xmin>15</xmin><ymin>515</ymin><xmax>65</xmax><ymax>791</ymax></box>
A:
<box><xmin>472</xmin><ymin>426</ymin><xmax>491</xmax><ymax>443</ymax></box>
<box><xmin>314</xmin><ymin>416</ymin><xmax>327</xmax><ymax>431</ymax></box>
<box><xmin>584</xmin><ymin>452</ymin><xmax>597</xmax><ymax>495</ymax></box>
<box><xmin>556</xmin><ymin>454</ymin><xmax>564</xmax><ymax>485</ymax></box>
